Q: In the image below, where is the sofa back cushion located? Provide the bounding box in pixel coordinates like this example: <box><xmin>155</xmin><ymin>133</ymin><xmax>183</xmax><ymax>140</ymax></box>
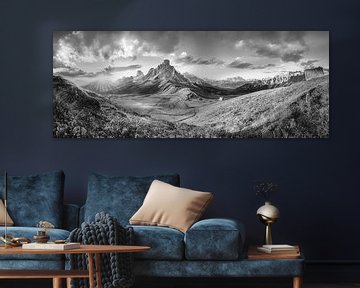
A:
<box><xmin>84</xmin><ymin>173</ymin><xmax>180</xmax><ymax>225</ymax></box>
<box><xmin>0</xmin><ymin>171</ymin><xmax>64</xmax><ymax>227</ymax></box>
<box><xmin>130</xmin><ymin>180</ymin><xmax>213</xmax><ymax>233</ymax></box>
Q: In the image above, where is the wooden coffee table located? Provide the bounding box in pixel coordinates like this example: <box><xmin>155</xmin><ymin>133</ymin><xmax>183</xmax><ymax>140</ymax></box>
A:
<box><xmin>0</xmin><ymin>244</ymin><xmax>150</xmax><ymax>288</ymax></box>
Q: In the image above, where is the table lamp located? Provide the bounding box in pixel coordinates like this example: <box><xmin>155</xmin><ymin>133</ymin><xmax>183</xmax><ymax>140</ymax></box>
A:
<box><xmin>256</xmin><ymin>201</ymin><xmax>280</xmax><ymax>245</ymax></box>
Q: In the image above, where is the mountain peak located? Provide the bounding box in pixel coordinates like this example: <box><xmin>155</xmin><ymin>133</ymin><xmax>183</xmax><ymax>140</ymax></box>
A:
<box><xmin>136</xmin><ymin>70</ymin><xmax>144</xmax><ymax>77</ymax></box>
<box><xmin>143</xmin><ymin>59</ymin><xmax>191</xmax><ymax>85</ymax></box>
<box><xmin>156</xmin><ymin>59</ymin><xmax>173</xmax><ymax>72</ymax></box>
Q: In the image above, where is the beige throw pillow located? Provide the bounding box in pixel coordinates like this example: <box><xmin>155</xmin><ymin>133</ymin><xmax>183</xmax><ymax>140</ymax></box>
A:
<box><xmin>0</xmin><ymin>199</ymin><xmax>14</xmax><ymax>226</ymax></box>
<box><xmin>130</xmin><ymin>180</ymin><xmax>213</xmax><ymax>233</ymax></box>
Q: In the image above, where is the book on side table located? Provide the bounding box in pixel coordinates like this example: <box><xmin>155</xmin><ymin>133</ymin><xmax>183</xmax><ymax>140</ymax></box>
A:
<box><xmin>248</xmin><ymin>245</ymin><xmax>300</xmax><ymax>259</ymax></box>
<box><xmin>22</xmin><ymin>242</ymin><xmax>80</xmax><ymax>250</ymax></box>
<box><xmin>257</xmin><ymin>244</ymin><xmax>299</xmax><ymax>254</ymax></box>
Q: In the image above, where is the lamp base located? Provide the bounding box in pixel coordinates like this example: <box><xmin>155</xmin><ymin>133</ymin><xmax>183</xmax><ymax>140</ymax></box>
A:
<box><xmin>265</xmin><ymin>223</ymin><xmax>272</xmax><ymax>245</ymax></box>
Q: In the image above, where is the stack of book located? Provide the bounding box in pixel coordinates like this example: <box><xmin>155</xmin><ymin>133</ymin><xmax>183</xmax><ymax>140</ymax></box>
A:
<box><xmin>257</xmin><ymin>244</ymin><xmax>299</xmax><ymax>254</ymax></box>
<box><xmin>22</xmin><ymin>242</ymin><xmax>80</xmax><ymax>250</ymax></box>
<box><xmin>248</xmin><ymin>244</ymin><xmax>300</xmax><ymax>259</ymax></box>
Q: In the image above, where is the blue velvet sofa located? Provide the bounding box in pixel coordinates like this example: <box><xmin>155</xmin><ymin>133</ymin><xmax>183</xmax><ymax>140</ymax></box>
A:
<box><xmin>0</xmin><ymin>171</ymin><xmax>79</xmax><ymax>270</ymax></box>
<box><xmin>0</xmin><ymin>171</ymin><xmax>303</xmax><ymax>286</ymax></box>
<box><xmin>81</xmin><ymin>173</ymin><xmax>304</xmax><ymax>283</ymax></box>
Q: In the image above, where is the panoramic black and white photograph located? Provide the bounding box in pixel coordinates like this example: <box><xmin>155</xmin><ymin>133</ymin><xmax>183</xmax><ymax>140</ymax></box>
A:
<box><xmin>53</xmin><ymin>31</ymin><xmax>329</xmax><ymax>138</ymax></box>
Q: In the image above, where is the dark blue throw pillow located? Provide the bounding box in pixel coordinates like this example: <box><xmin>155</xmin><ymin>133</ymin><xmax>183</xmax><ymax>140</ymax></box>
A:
<box><xmin>84</xmin><ymin>173</ymin><xmax>180</xmax><ymax>225</ymax></box>
<box><xmin>0</xmin><ymin>171</ymin><xmax>65</xmax><ymax>227</ymax></box>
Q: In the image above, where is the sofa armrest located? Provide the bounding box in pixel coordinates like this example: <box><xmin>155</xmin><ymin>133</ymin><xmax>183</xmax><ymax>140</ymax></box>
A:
<box><xmin>184</xmin><ymin>218</ymin><xmax>245</xmax><ymax>260</ymax></box>
<box><xmin>63</xmin><ymin>204</ymin><xmax>80</xmax><ymax>231</ymax></box>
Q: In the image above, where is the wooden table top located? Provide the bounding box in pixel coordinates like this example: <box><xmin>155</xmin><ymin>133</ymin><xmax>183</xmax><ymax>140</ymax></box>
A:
<box><xmin>0</xmin><ymin>245</ymin><xmax>150</xmax><ymax>255</ymax></box>
<box><xmin>247</xmin><ymin>245</ymin><xmax>301</xmax><ymax>260</ymax></box>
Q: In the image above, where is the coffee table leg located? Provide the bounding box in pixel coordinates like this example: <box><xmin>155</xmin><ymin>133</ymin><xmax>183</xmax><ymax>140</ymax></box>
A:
<box><xmin>52</xmin><ymin>278</ymin><xmax>62</xmax><ymax>288</ymax></box>
<box><xmin>66</xmin><ymin>277</ymin><xmax>72</xmax><ymax>288</ymax></box>
<box><xmin>88</xmin><ymin>253</ymin><xmax>95</xmax><ymax>288</ymax></box>
<box><xmin>293</xmin><ymin>276</ymin><xmax>302</xmax><ymax>288</ymax></box>
<box><xmin>95</xmin><ymin>253</ymin><xmax>102</xmax><ymax>288</ymax></box>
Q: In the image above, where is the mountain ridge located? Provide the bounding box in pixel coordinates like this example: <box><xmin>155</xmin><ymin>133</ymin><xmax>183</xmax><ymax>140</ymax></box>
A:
<box><xmin>82</xmin><ymin>60</ymin><xmax>325</xmax><ymax>100</ymax></box>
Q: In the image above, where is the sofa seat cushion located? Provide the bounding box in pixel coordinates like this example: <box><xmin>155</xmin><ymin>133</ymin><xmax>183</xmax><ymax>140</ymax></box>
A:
<box><xmin>0</xmin><ymin>227</ymin><xmax>70</xmax><ymax>261</ymax></box>
<box><xmin>0</xmin><ymin>171</ymin><xmax>65</xmax><ymax>227</ymax></box>
<box><xmin>184</xmin><ymin>218</ymin><xmax>245</xmax><ymax>260</ymax></box>
<box><xmin>130</xmin><ymin>225</ymin><xmax>184</xmax><ymax>260</ymax></box>
<box><xmin>84</xmin><ymin>174</ymin><xmax>180</xmax><ymax>226</ymax></box>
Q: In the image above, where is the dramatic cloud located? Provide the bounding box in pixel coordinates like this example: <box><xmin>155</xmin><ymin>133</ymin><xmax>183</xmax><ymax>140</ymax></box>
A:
<box><xmin>252</xmin><ymin>63</ymin><xmax>276</xmax><ymax>69</ymax></box>
<box><xmin>53</xmin><ymin>67</ymin><xmax>91</xmax><ymax>77</ymax></box>
<box><xmin>53</xmin><ymin>31</ymin><xmax>181</xmax><ymax>68</ymax></box>
<box><xmin>300</xmin><ymin>59</ymin><xmax>319</xmax><ymax>69</ymax></box>
<box><xmin>228</xmin><ymin>58</ymin><xmax>276</xmax><ymax>69</ymax></box>
<box><xmin>53</xmin><ymin>31</ymin><xmax>329</xmax><ymax>82</ymax></box>
<box><xmin>53</xmin><ymin>32</ymin><xmax>136</xmax><ymax>68</ymax></box>
<box><xmin>54</xmin><ymin>64</ymin><xmax>141</xmax><ymax>78</ymax></box>
<box><xmin>53</xmin><ymin>38</ymin><xmax>84</xmax><ymax>68</ymax></box>
<box><xmin>245</xmin><ymin>42</ymin><xmax>307</xmax><ymax>62</ymax></box>
<box><xmin>102</xmin><ymin>64</ymin><xmax>141</xmax><ymax>74</ymax></box>
<box><xmin>228</xmin><ymin>59</ymin><xmax>253</xmax><ymax>69</ymax></box>
<box><xmin>134</xmin><ymin>31</ymin><xmax>180</xmax><ymax>54</ymax></box>
<box><xmin>53</xmin><ymin>57</ymin><xmax>68</xmax><ymax>69</ymax></box>
<box><xmin>234</xmin><ymin>32</ymin><xmax>309</xmax><ymax>63</ymax></box>
<box><xmin>174</xmin><ymin>52</ymin><xmax>224</xmax><ymax>66</ymax></box>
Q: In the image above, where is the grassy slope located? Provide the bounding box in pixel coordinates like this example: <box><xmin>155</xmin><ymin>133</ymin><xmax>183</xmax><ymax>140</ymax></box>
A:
<box><xmin>54</xmin><ymin>75</ymin><xmax>329</xmax><ymax>138</ymax></box>
<box><xmin>184</xmin><ymin>75</ymin><xmax>329</xmax><ymax>138</ymax></box>
<box><xmin>53</xmin><ymin>76</ymin><xmax>220</xmax><ymax>138</ymax></box>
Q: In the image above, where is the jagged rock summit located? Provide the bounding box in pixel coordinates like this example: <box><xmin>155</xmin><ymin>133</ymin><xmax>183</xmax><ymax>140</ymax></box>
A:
<box><xmin>136</xmin><ymin>70</ymin><xmax>144</xmax><ymax>78</ymax></box>
<box><xmin>143</xmin><ymin>59</ymin><xmax>191</xmax><ymax>84</ymax></box>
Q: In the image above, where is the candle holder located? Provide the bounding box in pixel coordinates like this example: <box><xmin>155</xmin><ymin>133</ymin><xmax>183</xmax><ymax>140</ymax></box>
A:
<box><xmin>34</xmin><ymin>220</ymin><xmax>54</xmax><ymax>243</ymax></box>
<box><xmin>33</xmin><ymin>231</ymin><xmax>50</xmax><ymax>243</ymax></box>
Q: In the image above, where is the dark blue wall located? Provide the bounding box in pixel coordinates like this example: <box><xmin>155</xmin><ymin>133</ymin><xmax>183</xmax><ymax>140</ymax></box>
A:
<box><xmin>0</xmin><ymin>0</ymin><xmax>359</xmax><ymax>262</ymax></box>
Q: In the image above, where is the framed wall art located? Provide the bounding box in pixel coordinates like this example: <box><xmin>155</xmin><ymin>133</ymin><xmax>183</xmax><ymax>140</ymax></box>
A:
<box><xmin>53</xmin><ymin>31</ymin><xmax>329</xmax><ymax>138</ymax></box>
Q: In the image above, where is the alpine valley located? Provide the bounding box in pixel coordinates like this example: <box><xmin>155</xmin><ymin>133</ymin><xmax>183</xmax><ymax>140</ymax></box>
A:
<box><xmin>53</xmin><ymin>59</ymin><xmax>329</xmax><ymax>138</ymax></box>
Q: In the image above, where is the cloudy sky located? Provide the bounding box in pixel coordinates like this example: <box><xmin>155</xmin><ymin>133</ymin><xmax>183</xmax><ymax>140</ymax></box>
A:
<box><xmin>53</xmin><ymin>31</ymin><xmax>329</xmax><ymax>85</ymax></box>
